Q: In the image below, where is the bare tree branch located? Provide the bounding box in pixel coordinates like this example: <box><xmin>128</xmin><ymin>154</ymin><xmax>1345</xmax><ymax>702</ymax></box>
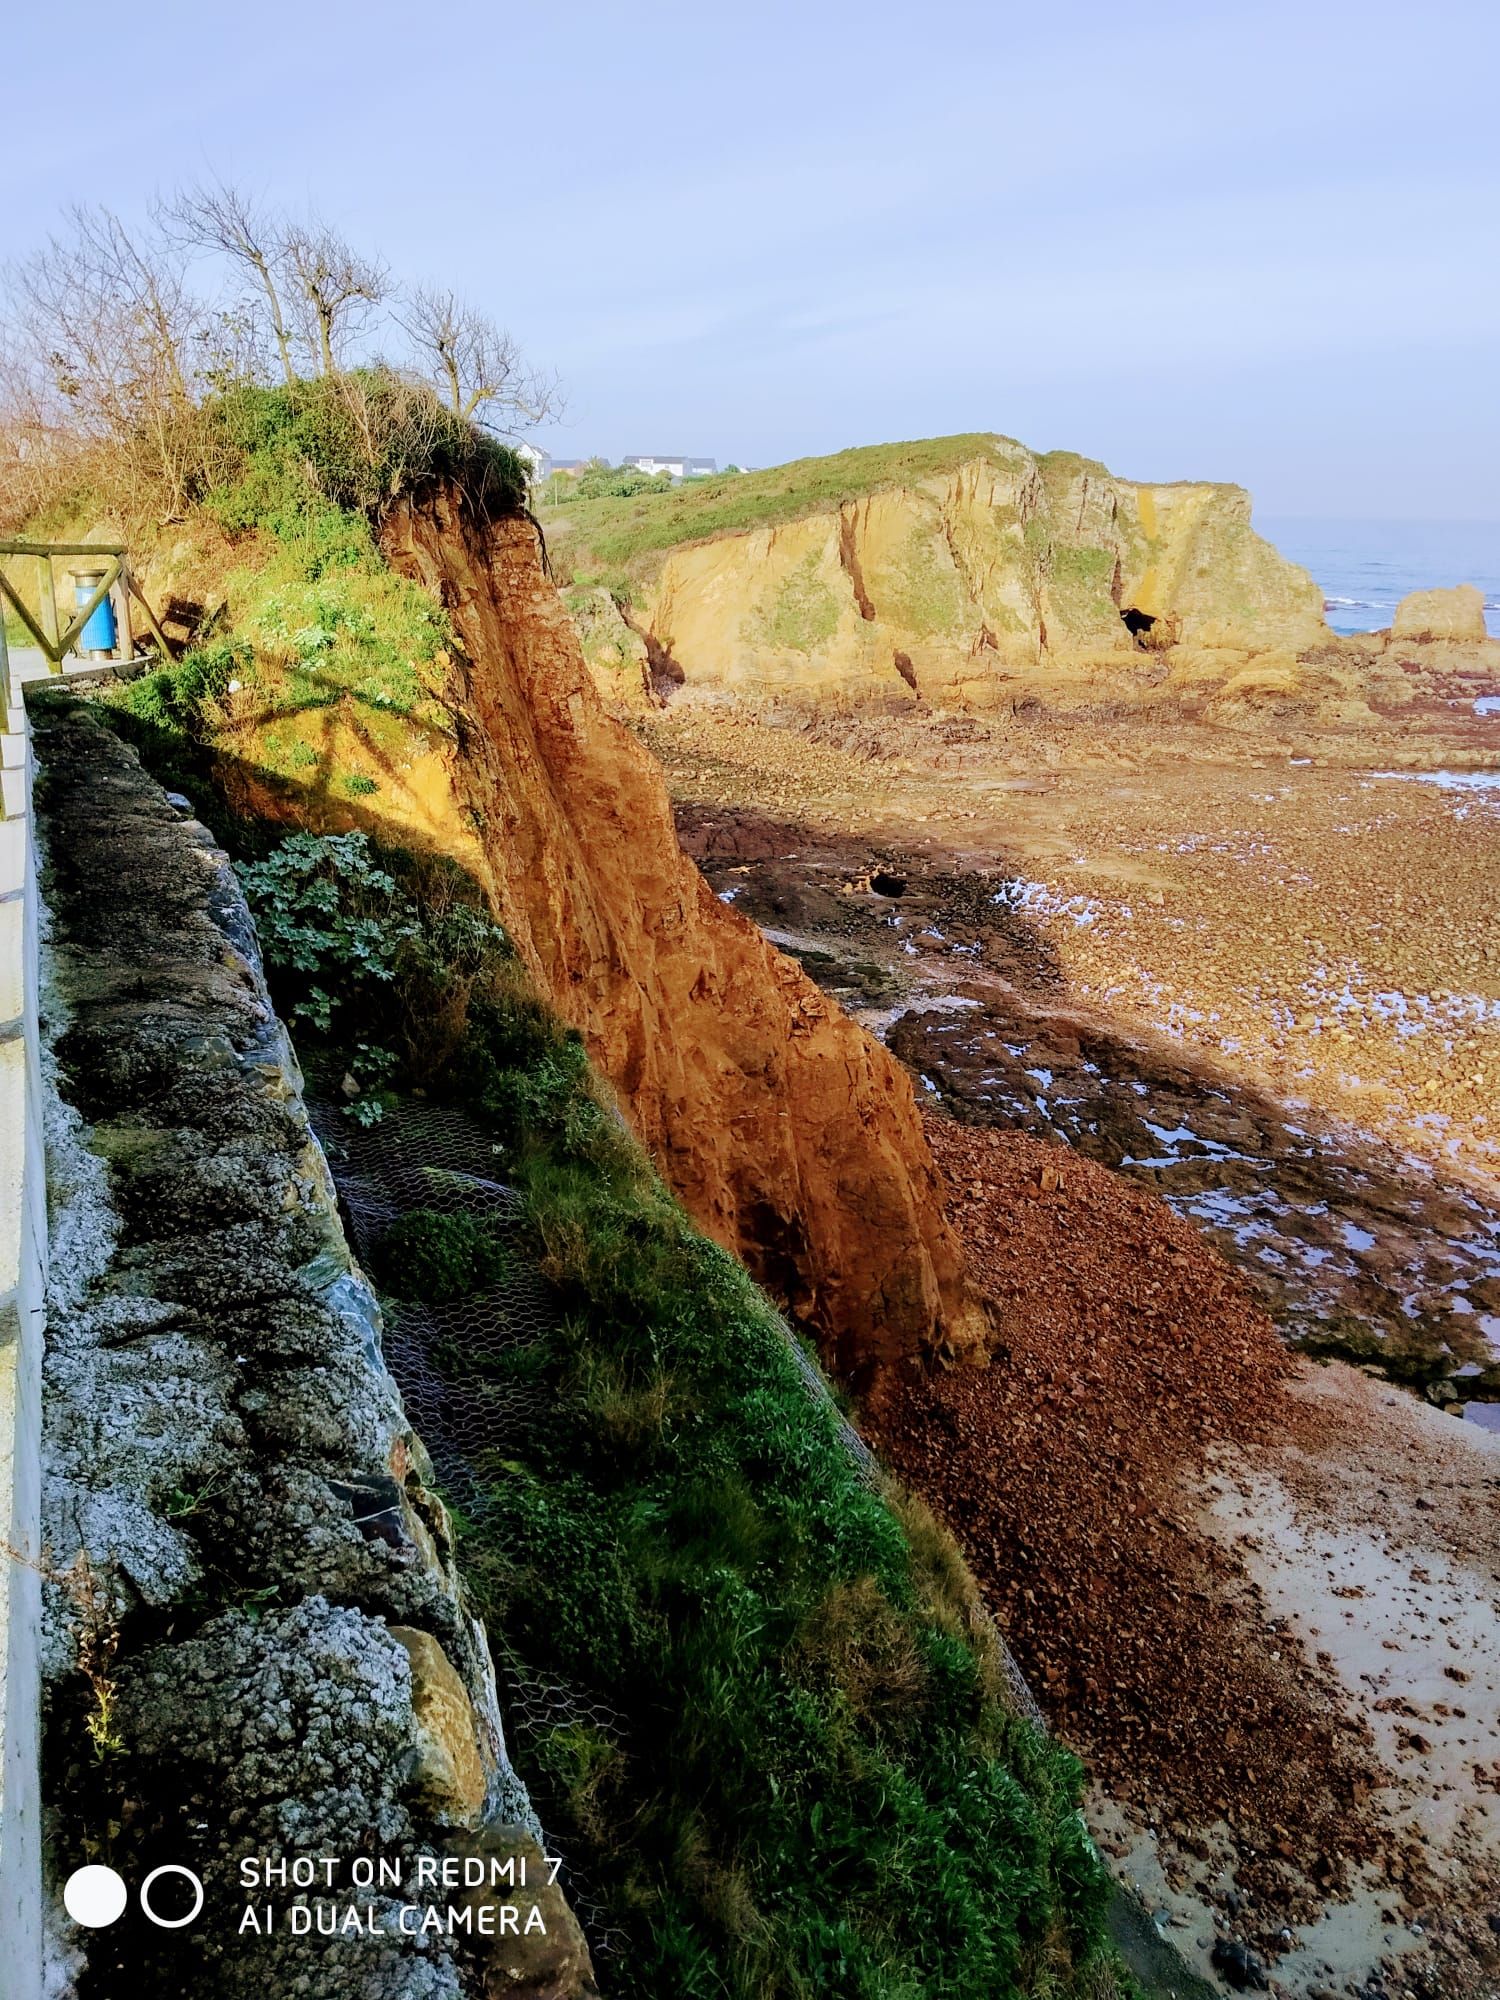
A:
<box><xmin>161</xmin><ymin>179</ymin><xmax>298</xmax><ymax>385</ymax></box>
<box><xmin>284</xmin><ymin>223</ymin><xmax>388</xmax><ymax>376</ymax></box>
<box><xmin>399</xmin><ymin>284</ymin><xmax>563</xmax><ymax>433</ymax></box>
<box><xmin>6</xmin><ymin>205</ymin><xmax>209</xmax><ymax>516</ymax></box>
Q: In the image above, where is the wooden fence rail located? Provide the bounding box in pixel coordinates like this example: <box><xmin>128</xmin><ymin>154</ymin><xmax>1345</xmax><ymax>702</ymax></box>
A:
<box><xmin>0</xmin><ymin>541</ymin><xmax>176</xmax><ymax>687</ymax></box>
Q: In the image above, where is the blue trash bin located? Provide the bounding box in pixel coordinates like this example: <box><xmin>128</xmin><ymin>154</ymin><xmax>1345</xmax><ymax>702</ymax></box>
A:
<box><xmin>72</xmin><ymin>567</ymin><xmax>118</xmax><ymax>658</ymax></box>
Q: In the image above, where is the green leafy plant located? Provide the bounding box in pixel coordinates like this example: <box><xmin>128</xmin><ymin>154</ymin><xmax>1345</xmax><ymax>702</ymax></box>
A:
<box><xmin>237</xmin><ymin>831</ymin><xmax>416</xmax><ymax>1034</ymax></box>
<box><xmin>234</xmin><ymin>829</ymin><xmax>512</xmax><ymax>1084</ymax></box>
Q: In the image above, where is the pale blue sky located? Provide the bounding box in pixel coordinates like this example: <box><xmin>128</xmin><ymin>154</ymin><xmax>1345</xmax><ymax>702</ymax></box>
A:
<box><xmin>4</xmin><ymin>0</ymin><xmax>1497</xmax><ymax>517</ymax></box>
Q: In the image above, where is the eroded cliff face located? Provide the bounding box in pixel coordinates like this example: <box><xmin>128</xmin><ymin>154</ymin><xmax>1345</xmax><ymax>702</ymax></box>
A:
<box><xmin>621</xmin><ymin>444</ymin><xmax>1327</xmax><ymax>705</ymax></box>
<box><xmin>379</xmin><ymin>488</ymin><xmax>988</xmax><ymax>1375</ymax></box>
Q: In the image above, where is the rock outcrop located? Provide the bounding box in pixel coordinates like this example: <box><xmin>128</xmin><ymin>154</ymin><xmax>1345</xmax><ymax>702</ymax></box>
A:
<box><xmin>379</xmin><ymin>489</ymin><xmax>989</xmax><ymax>1375</ymax></box>
<box><xmin>557</xmin><ymin>438</ymin><xmax>1328</xmax><ymax>705</ymax></box>
<box><xmin>1391</xmin><ymin>583</ymin><xmax>1488</xmax><ymax>643</ymax></box>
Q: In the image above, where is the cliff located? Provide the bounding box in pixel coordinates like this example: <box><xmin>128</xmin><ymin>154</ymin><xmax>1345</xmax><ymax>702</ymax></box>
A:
<box><xmin>545</xmin><ymin>435</ymin><xmax>1328</xmax><ymax>705</ymax></box>
<box><xmin>371</xmin><ymin>489</ymin><xmax>988</xmax><ymax>1374</ymax></box>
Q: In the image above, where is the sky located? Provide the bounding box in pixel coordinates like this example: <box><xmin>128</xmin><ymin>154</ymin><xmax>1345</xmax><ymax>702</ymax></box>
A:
<box><xmin>3</xmin><ymin>0</ymin><xmax>1498</xmax><ymax>519</ymax></box>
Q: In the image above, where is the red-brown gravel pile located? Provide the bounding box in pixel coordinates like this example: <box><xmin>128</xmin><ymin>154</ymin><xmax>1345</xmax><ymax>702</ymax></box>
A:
<box><xmin>870</xmin><ymin>1117</ymin><xmax>1384</xmax><ymax>1910</ymax></box>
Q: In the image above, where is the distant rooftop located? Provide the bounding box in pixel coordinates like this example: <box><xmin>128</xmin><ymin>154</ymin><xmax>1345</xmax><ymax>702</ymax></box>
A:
<box><xmin>625</xmin><ymin>454</ymin><xmax>717</xmax><ymax>477</ymax></box>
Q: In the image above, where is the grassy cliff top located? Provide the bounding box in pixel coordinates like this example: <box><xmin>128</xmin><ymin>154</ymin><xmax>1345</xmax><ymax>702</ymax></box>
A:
<box><xmin>542</xmin><ymin>432</ymin><xmax>1246</xmax><ymax>591</ymax></box>
<box><xmin>542</xmin><ymin>434</ymin><xmax>1020</xmax><ymax>576</ymax></box>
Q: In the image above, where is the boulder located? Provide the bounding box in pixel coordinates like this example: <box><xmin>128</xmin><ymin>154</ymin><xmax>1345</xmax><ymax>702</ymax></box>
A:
<box><xmin>457</xmin><ymin>1827</ymin><xmax>601</xmax><ymax>1999</ymax></box>
<box><xmin>1391</xmin><ymin>584</ymin><xmax>1488</xmax><ymax>643</ymax></box>
<box><xmin>390</xmin><ymin>1624</ymin><xmax>488</xmax><ymax>1824</ymax></box>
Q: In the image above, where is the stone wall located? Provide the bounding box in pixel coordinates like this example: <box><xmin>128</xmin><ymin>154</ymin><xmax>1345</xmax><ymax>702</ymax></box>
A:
<box><xmin>0</xmin><ymin>650</ymin><xmax>46</xmax><ymax>2000</ymax></box>
<box><xmin>30</xmin><ymin>694</ymin><xmax>594</xmax><ymax>1999</ymax></box>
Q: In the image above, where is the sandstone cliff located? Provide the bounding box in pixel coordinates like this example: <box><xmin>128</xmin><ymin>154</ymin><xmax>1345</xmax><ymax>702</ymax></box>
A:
<box><xmin>548</xmin><ymin>436</ymin><xmax>1328</xmax><ymax>706</ymax></box>
<box><xmin>364</xmin><ymin>489</ymin><xmax>988</xmax><ymax>1375</ymax></box>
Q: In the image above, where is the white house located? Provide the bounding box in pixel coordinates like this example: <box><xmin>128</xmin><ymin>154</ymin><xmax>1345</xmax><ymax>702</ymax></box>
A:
<box><xmin>624</xmin><ymin>455</ymin><xmax>717</xmax><ymax>481</ymax></box>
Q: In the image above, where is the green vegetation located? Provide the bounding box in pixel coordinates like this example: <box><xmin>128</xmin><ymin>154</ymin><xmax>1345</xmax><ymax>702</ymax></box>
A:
<box><xmin>204</xmin><ymin>372</ymin><xmax>528</xmax><ymax>524</ymax></box>
<box><xmin>151</xmin><ymin>377</ymin><xmax>519</xmax><ymax>715</ymax></box>
<box><xmin>101</xmin><ymin>373</ymin><xmax>531</xmax><ymax>807</ymax></box>
<box><xmin>226</xmin><ymin>821</ymin><xmax>1124</xmax><ymax>2000</ymax></box>
<box><xmin>752</xmin><ymin>549</ymin><xmax>841</xmax><ymax>653</ymax></box>
<box><xmin>546</xmin><ymin>434</ymin><xmax>1020</xmax><ymax>581</ymax></box>
<box><xmin>373</xmin><ymin>1208</ymin><xmax>515</xmax><ymax>1302</ymax></box>
<box><xmin>1045</xmin><ymin>546</ymin><xmax>1119</xmax><ymax>638</ymax></box>
<box><xmin>874</xmin><ymin>524</ymin><xmax>967</xmax><ymax>639</ymax></box>
<box><xmin>236</xmin><ymin>828</ymin><xmax>509</xmax><ymax>1073</ymax></box>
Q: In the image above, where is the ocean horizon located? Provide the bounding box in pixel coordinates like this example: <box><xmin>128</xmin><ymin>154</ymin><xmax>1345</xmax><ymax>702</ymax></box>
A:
<box><xmin>1258</xmin><ymin>515</ymin><xmax>1500</xmax><ymax>637</ymax></box>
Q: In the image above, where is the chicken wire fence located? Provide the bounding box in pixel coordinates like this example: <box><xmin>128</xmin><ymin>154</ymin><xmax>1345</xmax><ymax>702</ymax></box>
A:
<box><xmin>307</xmin><ymin>1081</ymin><xmax>1046</xmax><ymax>1867</ymax></box>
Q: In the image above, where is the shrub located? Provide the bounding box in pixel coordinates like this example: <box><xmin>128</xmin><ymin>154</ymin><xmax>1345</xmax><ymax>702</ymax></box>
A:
<box><xmin>118</xmin><ymin>635</ymin><xmax>250</xmax><ymax>745</ymax></box>
<box><xmin>235</xmin><ymin>829</ymin><xmax>509</xmax><ymax>1061</ymax></box>
<box><xmin>372</xmin><ymin>1209</ymin><xmax>515</xmax><ymax>1303</ymax></box>
<box><xmin>204</xmin><ymin>372</ymin><xmax>529</xmax><ymax>523</ymax></box>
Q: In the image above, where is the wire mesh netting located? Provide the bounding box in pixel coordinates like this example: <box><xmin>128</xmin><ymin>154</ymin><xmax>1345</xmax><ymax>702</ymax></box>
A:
<box><xmin>308</xmin><ymin>1074</ymin><xmax>1047</xmax><ymax>1808</ymax></box>
<box><xmin>310</xmin><ymin>1089</ymin><xmax>552</xmax><ymax>1518</ymax></box>
<box><xmin>307</xmin><ymin>1082</ymin><xmax>632</xmax><ymax>1953</ymax></box>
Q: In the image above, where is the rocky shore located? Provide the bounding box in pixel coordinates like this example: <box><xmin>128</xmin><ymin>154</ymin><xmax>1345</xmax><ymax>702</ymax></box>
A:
<box><xmin>643</xmin><ymin>681</ymin><xmax>1500</xmax><ymax>1997</ymax></box>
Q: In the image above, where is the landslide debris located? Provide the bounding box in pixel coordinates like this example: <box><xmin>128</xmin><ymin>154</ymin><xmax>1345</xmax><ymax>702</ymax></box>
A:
<box><xmin>870</xmin><ymin>1120</ymin><xmax>1386</xmax><ymax>1926</ymax></box>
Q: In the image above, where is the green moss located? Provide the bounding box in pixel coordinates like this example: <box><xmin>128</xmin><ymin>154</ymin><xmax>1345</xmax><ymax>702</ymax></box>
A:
<box><xmin>751</xmin><ymin>550</ymin><xmax>841</xmax><ymax>652</ymax></box>
<box><xmin>1046</xmin><ymin>546</ymin><xmax>1118</xmax><ymax>635</ymax></box>
<box><xmin>876</xmin><ymin>524</ymin><xmax>966</xmax><ymax>639</ymax></box>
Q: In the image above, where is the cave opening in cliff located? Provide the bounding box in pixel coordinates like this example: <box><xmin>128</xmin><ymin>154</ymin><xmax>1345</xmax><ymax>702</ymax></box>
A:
<box><xmin>1120</xmin><ymin>605</ymin><xmax>1158</xmax><ymax>646</ymax></box>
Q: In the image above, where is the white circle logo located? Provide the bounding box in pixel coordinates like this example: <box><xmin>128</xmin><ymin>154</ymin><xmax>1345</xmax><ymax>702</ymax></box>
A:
<box><xmin>63</xmin><ymin>1865</ymin><xmax>128</xmax><ymax>1928</ymax></box>
<box><xmin>140</xmin><ymin>1864</ymin><xmax>205</xmax><ymax>1928</ymax></box>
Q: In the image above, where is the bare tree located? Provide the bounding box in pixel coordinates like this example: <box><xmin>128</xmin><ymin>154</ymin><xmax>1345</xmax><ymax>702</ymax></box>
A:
<box><xmin>6</xmin><ymin>205</ymin><xmax>209</xmax><ymax>517</ymax></box>
<box><xmin>399</xmin><ymin>284</ymin><xmax>562</xmax><ymax>433</ymax></box>
<box><xmin>162</xmin><ymin>180</ymin><xmax>298</xmax><ymax>385</ymax></box>
<box><xmin>0</xmin><ymin>187</ymin><xmax>567</xmax><ymax>529</ymax></box>
<box><xmin>284</xmin><ymin>223</ymin><xmax>388</xmax><ymax>376</ymax></box>
<box><xmin>0</xmin><ymin>346</ymin><xmax>86</xmax><ymax>530</ymax></box>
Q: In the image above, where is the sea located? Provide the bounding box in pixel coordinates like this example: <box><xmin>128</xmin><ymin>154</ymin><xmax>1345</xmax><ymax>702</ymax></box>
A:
<box><xmin>1258</xmin><ymin>517</ymin><xmax>1500</xmax><ymax>637</ymax></box>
